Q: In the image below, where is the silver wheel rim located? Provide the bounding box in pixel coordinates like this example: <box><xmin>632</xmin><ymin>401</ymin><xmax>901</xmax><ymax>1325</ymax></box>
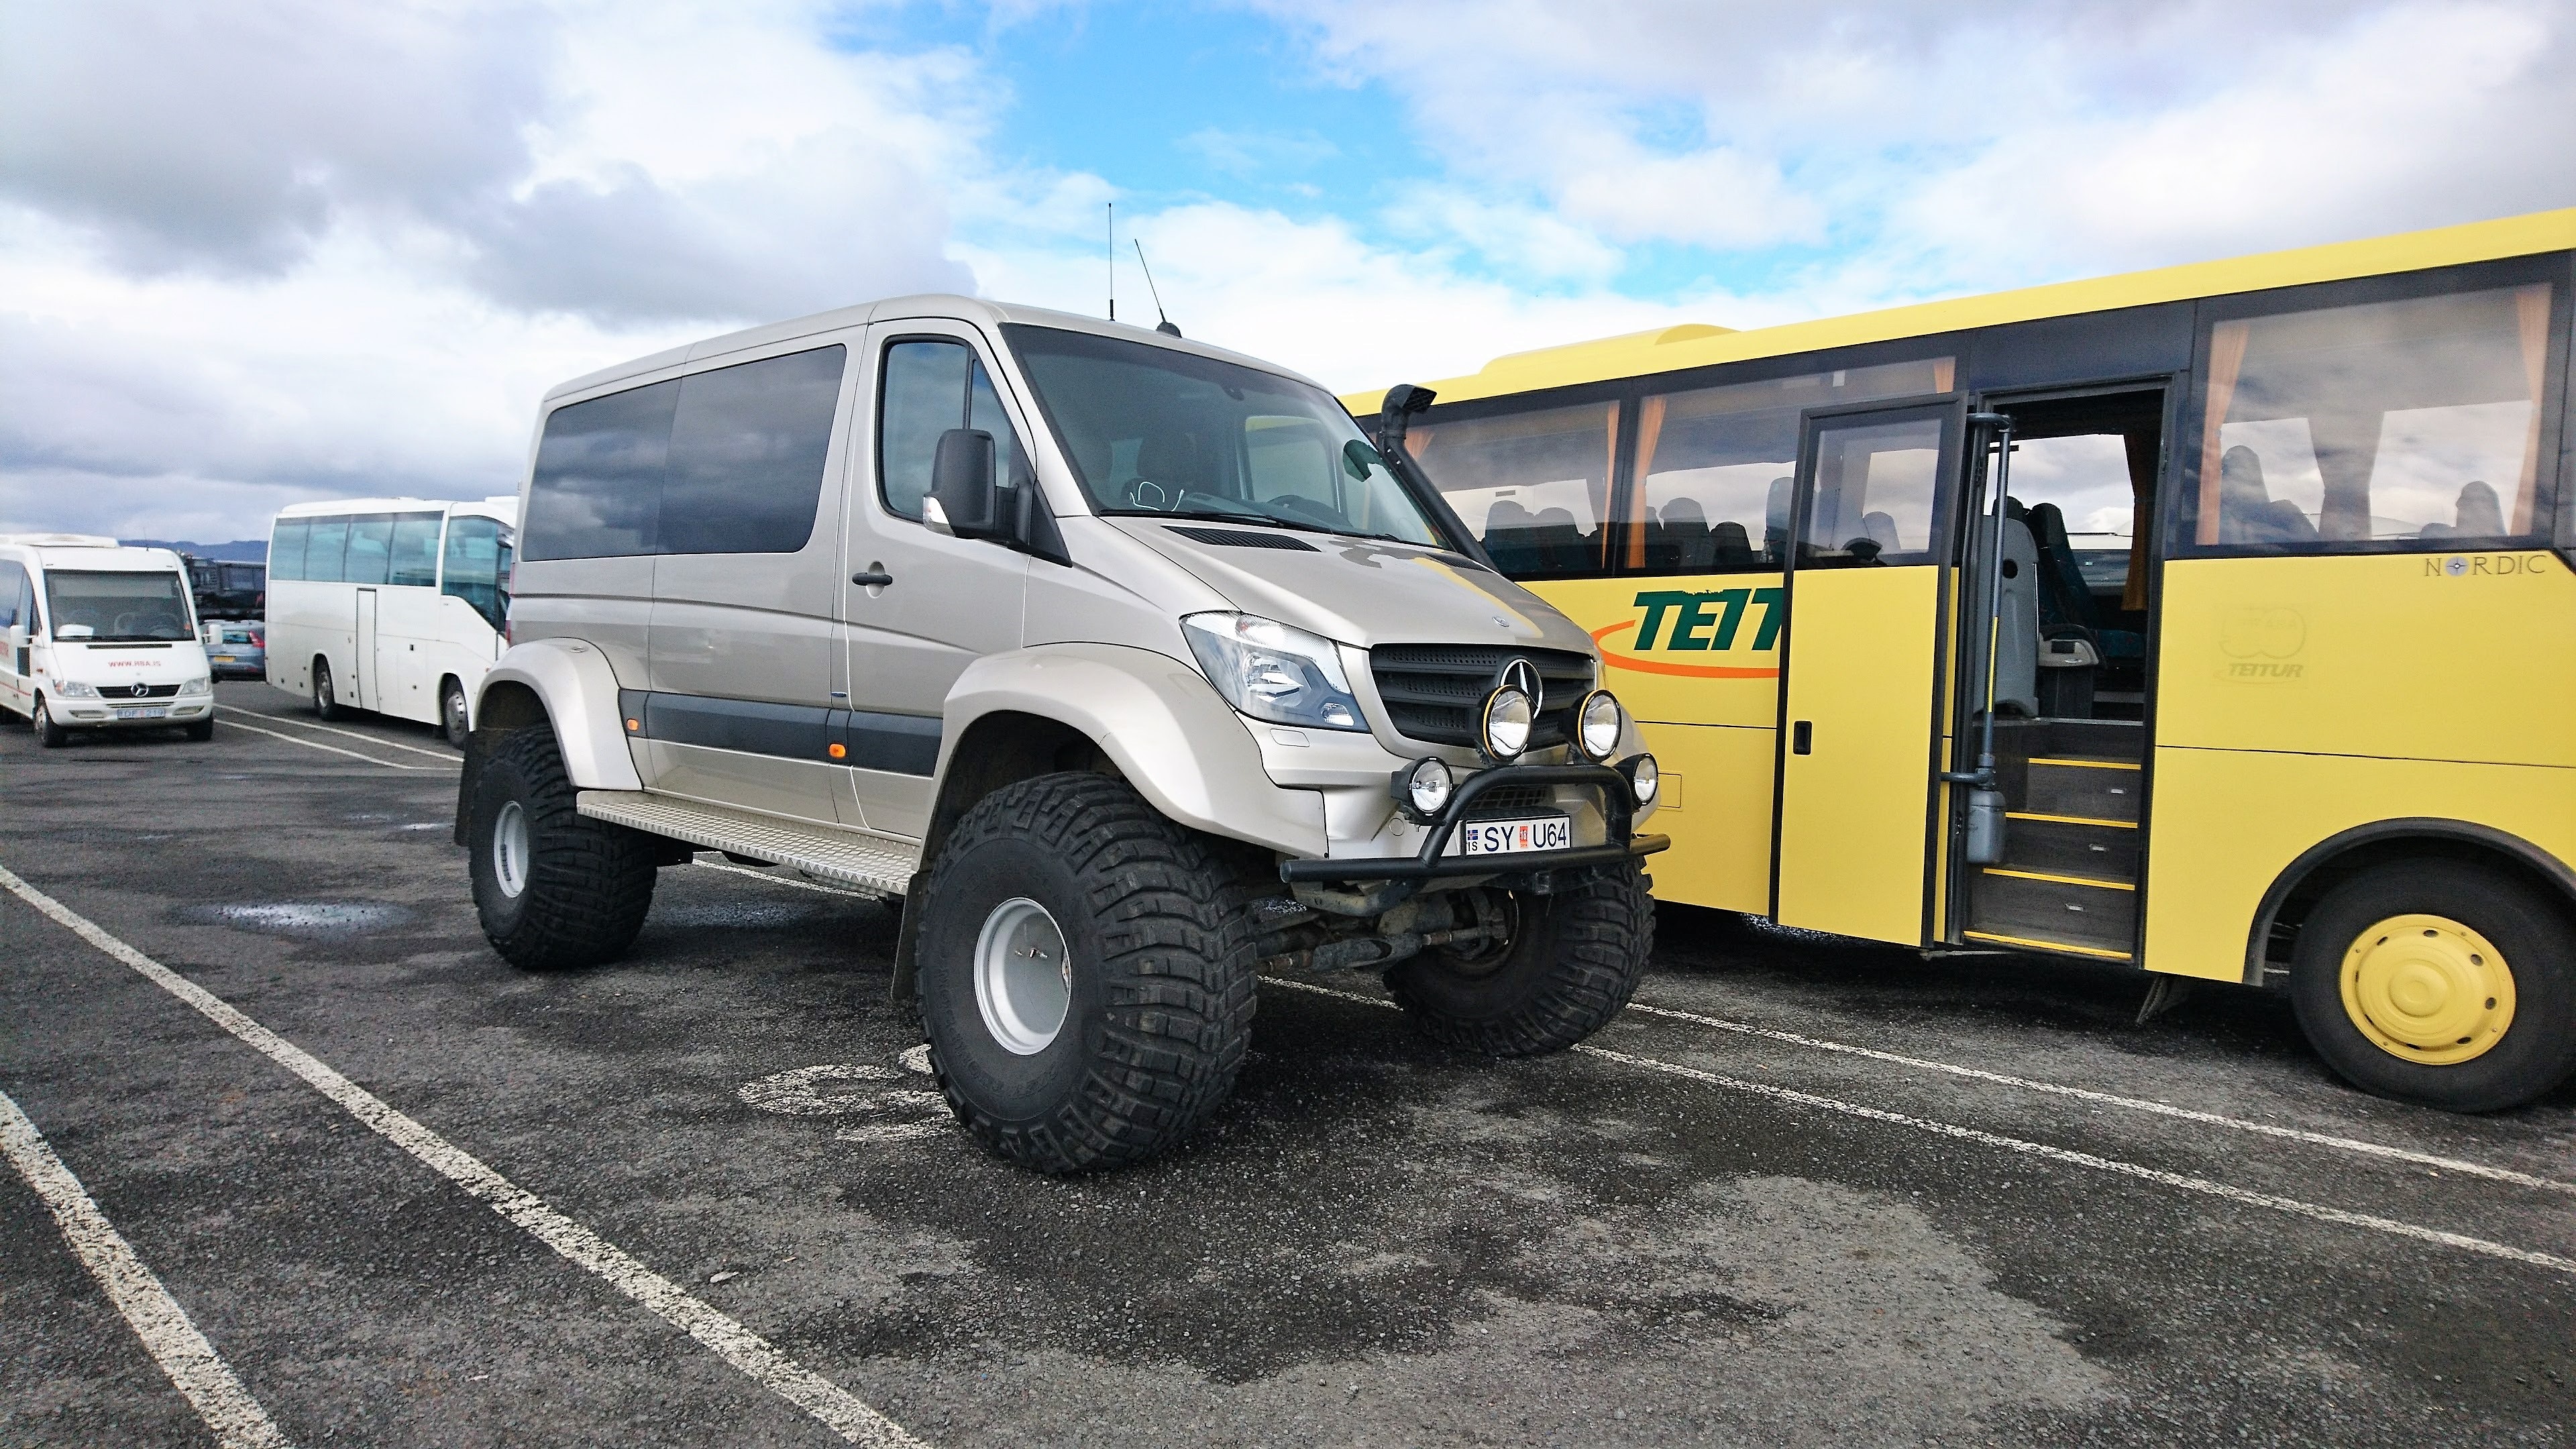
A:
<box><xmin>492</xmin><ymin>800</ymin><xmax>530</xmax><ymax>898</ymax></box>
<box><xmin>973</xmin><ymin>897</ymin><xmax>1071</xmax><ymax>1056</ymax></box>
<box><xmin>447</xmin><ymin>690</ymin><xmax>467</xmax><ymax>737</ymax></box>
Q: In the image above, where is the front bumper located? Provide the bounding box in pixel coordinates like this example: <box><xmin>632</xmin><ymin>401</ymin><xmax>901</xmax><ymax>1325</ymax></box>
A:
<box><xmin>57</xmin><ymin>699</ymin><xmax>212</xmax><ymax>725</ymax></box>
<box><xmin>1279</xmin><ymin>761</ymin><xmax>1668</xmax><ymax>885</ymax></box>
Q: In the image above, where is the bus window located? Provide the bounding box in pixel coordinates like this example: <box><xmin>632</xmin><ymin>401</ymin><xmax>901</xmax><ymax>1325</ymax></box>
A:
<box><xmin>1631</xmin><ymin>358</ymin><xmax>1955</xmax><ymax>572</ymax></box>
<box><xmin>389</xmin><ymin>515</ymin><xmax>443</xmax><ymax>586</ymax></box>
<box><xmin>441</xmin><ymin>515</ymin><xmax>510</xmax><ymax>631</ymax></box>
<box><xmin>305</xmin><ymin>517</ymin><xmax>350</xmax><ymax>583</ymax></box>
<box><xmin>343</xmin><ymin>515</ymin><xmax>395</xmax><ymax>585</ymax></box>
<box><xmin>1803</xmin><ymin>415</ymin><xmax>1947</xmax><ymax>564</ymax></box>
<box><xmin>1408</xmin><ymin>400</ymin><xmax>1619</xmax><ymax>578</ymax></box>
<box><xmin>269</xmin><ymin>518</ymin><xmax>310</xmax><ymax>581</ymax></box>
<box><xmin>2188</xmin><ymin>282</ymin><xmax>2559</xmax><ymax>549</ymax></box>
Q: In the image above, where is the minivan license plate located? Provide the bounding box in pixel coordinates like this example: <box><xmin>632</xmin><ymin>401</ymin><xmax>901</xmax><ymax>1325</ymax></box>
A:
<box><xmin>116</xmin><ymin>706</ymin><xmax>168</xmax><ymax>720</ymax></box>
<box><xmin>1450</xmin><ymin>814</ymin><xmax>1572</xmax><ymax>856</ymax></box>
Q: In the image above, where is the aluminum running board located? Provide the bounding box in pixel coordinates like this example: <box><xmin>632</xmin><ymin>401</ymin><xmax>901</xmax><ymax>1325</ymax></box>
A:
<box><xmin>576</xmin><ymin>790</ymin><xmax>920</xmax><ymax>898</ymax></box>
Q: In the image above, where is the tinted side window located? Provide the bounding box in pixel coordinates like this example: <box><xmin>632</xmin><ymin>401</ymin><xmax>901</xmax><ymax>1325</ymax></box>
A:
<box><xmin>0</xmin><ymin>560</ymin><xmax>21</xmax><ymax>630</ymax></box>
<box><xmin>389</xmin><ymin>515</ymin><xmax>443</xmax><ymax>586</ymax></box>
<box><xmin>523</xmin><ymin>380</ymin><xmax>679</xmax><ymax>561</ymax></box>
<box><xmin>441</xmin><ymin>515</ymin><xmax>511</xmax><ymax>630</ymax></box>
<box><xmin>659</xmin><ymin>345</ymin><xmax>845</xmax><ymax>554</ymax></box>
<box><xmin>1409</xmin><ymin>400</ymin><xmax>1621</xmax><ymax>580</ymax></box>
<box><xmin>878</xmin><ymin>339</ymin><xmax>1028</xmax><ymax>521</ymax></box>
<box><xmin>270</xmin><ymin>518</ymin><xmax>309</xmax><ymax>581</ymax></box>
<box><xmin>343</xmin><ymin>515</ymin><xmax>394</xmax><ymax>585</ymax></box>
<box><xmin>305</xmin><ymin>518</ymin><xmax>350</xmax><ymax>583</ymax></box>
<box><xmin>2183</xmin><ymin>282</ymin><xmax>2560</xmax><ymax>551</ymax></box>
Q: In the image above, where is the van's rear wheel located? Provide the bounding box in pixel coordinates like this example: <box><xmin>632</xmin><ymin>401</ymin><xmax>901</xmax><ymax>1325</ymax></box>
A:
<box><xmin>1387</xmin><ymin>863</ymin><xmax>1654</xmax><ymax>1055</ymax></box>
<box><xmin>312</xmin><ymin>659</ymin><xmax>343</xmax><ymax>720</ymax></box>
<box><xmin>33</xmin><ymin>696</ymin><xmax>68</xmax><ymax>748</ymax></box>
<box><xmin>914</xmin><ymin>772</ymin><xmax>1256</xmax><ymax>1173</ymax></box>
<box><xmin>2291</xmin><ymin>861</ymin><xmax>2575</xmax><ymax>1112</ymax></box>
<box><xmin>467</xmin><ymin>725</ymin><xmax>658</xmax><ymax>969</ymax></box>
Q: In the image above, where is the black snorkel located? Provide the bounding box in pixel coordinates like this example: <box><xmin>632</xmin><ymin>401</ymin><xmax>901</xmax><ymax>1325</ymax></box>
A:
<box><xmin>1369</xmin><ymin>382</ymin><xmax>1495</xmax><ymax>570</ymax></box>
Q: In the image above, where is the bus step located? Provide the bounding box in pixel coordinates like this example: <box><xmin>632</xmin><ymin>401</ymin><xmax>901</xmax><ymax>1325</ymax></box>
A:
<box><xmin>1968</xmin><ymin>866</ymin><xmax>2137</xmax><ymax>958</ymax></box>
<box><xmin>2022</xmin><ymin>757</ymin><xmax>2141</xmax><ymax>822</ymax></box>
<box><xmin>575</xmin><ymin>790</ymin><xmax>919</xmax><ymax>898</ymax></box>
<box><xmin>1998</xmin><ymin>814</ymin><xmax>2139</xmax><ymax>877</ymax></box>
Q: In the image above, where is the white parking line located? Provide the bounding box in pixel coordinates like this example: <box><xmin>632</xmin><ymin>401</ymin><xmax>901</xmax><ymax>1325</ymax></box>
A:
<box><xmin>218</xmin><ymin>717</ymin><xmax>452</xmax><ymax>771</ymax></box>
<box><xmin>0</xmin><ymin>863</ymin><xmax>926</xmax><ymax>1449</ymax></box>
<box><xmin>225</xmin><ymin>710</ymin><xmax>460</xmax><ymax>761</ymax></box>
<box><xmin>1</xmin><ymin>1087</ymin><xmax>294</xmax><ymax>1449</ymax></box>
<box><xmin>1623</xmin><ymin>998</ymin><xmax>2576</xmax><ymax>1196</ymax></box>
<box><xmin>1264</xmin><ymin>976</ymin><xmax>2576</xmax><ymax>1279</ymax></box>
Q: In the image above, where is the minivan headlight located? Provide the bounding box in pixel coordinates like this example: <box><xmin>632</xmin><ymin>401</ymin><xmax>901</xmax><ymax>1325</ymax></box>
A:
<box><xmin>1182</xmin><ymin>613</ymin><xmax>1364</xmax><ymax>731</ymax></box>
<box><xmin>182</xmin><ymin>677</ymin><xmax>211</xmax><ymax>694</ymax></box>
<box><xmin>54</xmin><ymin>679</ymin><xmax>99</xmax><ymax>698</ymax></box>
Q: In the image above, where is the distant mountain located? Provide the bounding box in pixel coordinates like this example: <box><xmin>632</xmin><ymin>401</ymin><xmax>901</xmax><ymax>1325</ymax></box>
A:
<box><xmin>124</xmin><ymin>538</ymin><xmax>269</xmax><ymax>562</ymax></box>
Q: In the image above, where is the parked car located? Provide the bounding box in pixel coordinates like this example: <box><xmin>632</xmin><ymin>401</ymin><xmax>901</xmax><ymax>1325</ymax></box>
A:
<box><xmin>203</xmin><ymin>621</ymin><xmax>266</xmax><ymax>680</ymax></box>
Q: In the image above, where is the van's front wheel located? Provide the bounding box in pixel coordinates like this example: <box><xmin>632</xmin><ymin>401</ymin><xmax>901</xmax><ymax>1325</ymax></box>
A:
<box><xmin>915</xmin><ymin>773</ymin><xmax>1256</xmax><ymax>1173</ymax></box>
<box><xmin>33</xmin><ymin>696</ymin><xmax>68</xmax><ymax>748</ymax></box>
<box><xmin>466</xmin><ymin>725</ymin><xmax>658</xmax><ymax>969</ymax></box>
<box><xmin>1387</xmin><ymin>864</ymin><xmax>1655</xmax><ymax>1055</ymax></box>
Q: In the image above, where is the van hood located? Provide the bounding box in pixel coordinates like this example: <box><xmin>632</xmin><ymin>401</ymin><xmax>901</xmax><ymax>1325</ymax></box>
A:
<box><xmin>1108</xmin><ymin>517</ymin><xmax>1595</xmax><ymax>656</ymax></box>
<box><xmin>51</xmin><ymin>639</ymin><xmax>211</xmax><ymax>684</ymax></box>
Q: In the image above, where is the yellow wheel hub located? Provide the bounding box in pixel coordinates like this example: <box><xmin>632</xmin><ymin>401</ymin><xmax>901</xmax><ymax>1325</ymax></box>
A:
<box><xmin>2339</xmin><ymin>913</ymin><xmax>2515</xmax><ymax>1067</ymax></box>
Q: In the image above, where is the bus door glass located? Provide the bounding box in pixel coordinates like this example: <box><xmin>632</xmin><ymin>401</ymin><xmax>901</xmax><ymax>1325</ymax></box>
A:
<box><xmin>1772</xmin><ymin>398</ymin><xmax>1966</xmax><ymax>943</ymax></box>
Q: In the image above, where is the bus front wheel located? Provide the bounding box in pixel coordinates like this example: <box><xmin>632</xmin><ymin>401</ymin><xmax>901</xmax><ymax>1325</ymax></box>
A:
<box><xmin>2290</xmin><ymin>861</ymin><xmax>2576</xmax><ymax>1112</ymax></box>
<box><xmin>313</xmin><ymin>659</ymin><xmax>344</xmax><ymax>720</ymax></box>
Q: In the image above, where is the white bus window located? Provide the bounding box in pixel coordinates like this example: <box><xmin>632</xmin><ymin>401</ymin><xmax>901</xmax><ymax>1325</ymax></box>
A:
<box><xmin>2193</xmin><ymin>283</ymin><xmax>2556</xmax><ymax>548</ymax></box>
<box><xmin>270</xmin><ymin>518</ymin><xmax>309</xmax><ymax>581</ymax></box>
<box><xmin>389</xmin><ymin>515</ymin><xmax>443</xmax><ymax>586</ymax></box>
<box><xmin>1632</xmin><ymin>357</ymin><xmax>1955</xmax><ymax>572</ymax></box>
<box><xmin>304</xmin><ymin>518</ymin><xmax>350</xmax><ymax>583</ymax></box>
<box><xmin>441</xmin><ymin>515</ymin><xmax>511</xmax><ymax>631</ymax></box>
<box><xmin>343</xmin><ymin>515</ymin><xmax>395</xmax><ymax>585</ymax></box>
<box><xmin>1409</xmin><ymin>400</ymin><xmax>1618</xmax><ymax>579</ymax></box>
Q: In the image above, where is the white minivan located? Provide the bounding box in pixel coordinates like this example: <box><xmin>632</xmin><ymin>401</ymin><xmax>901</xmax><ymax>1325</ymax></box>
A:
<box><xmin>0</xmin><ymin>535</ymin><xmax>217</xmax><ymax>747</ymax></box>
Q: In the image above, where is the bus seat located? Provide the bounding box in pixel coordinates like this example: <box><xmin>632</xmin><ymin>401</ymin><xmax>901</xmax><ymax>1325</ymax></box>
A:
<box><xmin>2455</xmin><ymin>480</ymin><xmax>2504</xmax><ymax>535</ymax></box>
<box><xmin>1532</xmin><ymin>507</ymin><xmax>1587</xmax><ymax>571</ymax></box>
<box><xmin>1711</xmin><ymin>520</ymin><xmax>1754</xmax><ymax>565</ymax></box>
<box><xmin>1660</xmin><ymin>496</ymin><xmax>1715</xmax><ymax>567</ymax></box>
<box><xmin>1862</xmin><ymin>511</ymin><xmax>1900</xmax><ymax>551</ymax></box>
<box><xmin>1764</xmin><ymin>476</ymin><xmax>1792</xmax><ymax>561</ymax></box>
<box><xmin>2216</xmin><ymin>445</ymin><xmax>2320</xmax><ymax>545</ymax></box>
<box><xmin>2026</xmin><ymin>501</ymin><xmax>2144</xmax><ymax>661</ymax></box>
<box><xmin>1482</xmin><ymin>499</ymin><xmax>1546</xmax><ymax>574</ymax></box>
<box><xmin>1993</xmin><ymin>517</ymin><xmax>2040</xmax><ymax>718</ymax></box>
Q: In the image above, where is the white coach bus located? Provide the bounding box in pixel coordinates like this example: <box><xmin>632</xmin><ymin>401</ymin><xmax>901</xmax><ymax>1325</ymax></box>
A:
<box><xmin>265</xmin><ymin>497</ymin><xmax>516</xmax><ymax>745</ymax></box>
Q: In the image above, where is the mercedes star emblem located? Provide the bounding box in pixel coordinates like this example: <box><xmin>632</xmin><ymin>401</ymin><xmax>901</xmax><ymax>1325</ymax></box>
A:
<box><xmin>1497</xmin><ymin>657</ymin><xmax>1542</xmax><ymax>714</ymax></box>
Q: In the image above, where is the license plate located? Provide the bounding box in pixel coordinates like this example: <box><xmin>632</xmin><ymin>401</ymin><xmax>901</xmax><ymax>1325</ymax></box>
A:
<box><xmin>115</xmin><ymin>706</ymin><xmax>168</xmax><ymax>720</ymax></box>
<box><xmin>1449</xmin><ymin>814</ymin><xmax>1572</xmax><ymax>856</ymax></box>
<box><xmin>211</xmin><ymin>655</ymin><xmax>235</xmax><ymax>662</ymax></box>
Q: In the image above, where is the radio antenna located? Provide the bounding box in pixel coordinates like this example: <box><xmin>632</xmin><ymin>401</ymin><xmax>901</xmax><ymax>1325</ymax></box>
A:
<box><xmin>1133</xmin><ymin>239</ymin><xmax>1181</xmax><ymax>337</ymax></box>
<box><xmin>1106</xmin><ymin>201</ymin><xmax>1115</xmax><ymax>321</ymax></box>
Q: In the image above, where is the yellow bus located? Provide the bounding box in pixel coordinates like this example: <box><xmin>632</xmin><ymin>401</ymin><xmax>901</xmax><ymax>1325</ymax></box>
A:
<box><xmin>1347</xmin><ymin>208</ymin><xmax>2575</xmax><ymax>1112</ymax></box>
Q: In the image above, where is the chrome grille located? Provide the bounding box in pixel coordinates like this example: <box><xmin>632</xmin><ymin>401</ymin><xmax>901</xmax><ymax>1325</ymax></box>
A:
<box><xmin>1368</xmin><ymin>645</ymin><xmax>1593</xmax><ymax>749</ymax></box>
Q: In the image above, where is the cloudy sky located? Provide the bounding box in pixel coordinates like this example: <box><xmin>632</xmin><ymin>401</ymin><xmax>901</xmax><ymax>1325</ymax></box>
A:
<box><xmin>4</xmin><ymin>0</ymin><xmax>2572</xmax><ymax>544</ymax></box>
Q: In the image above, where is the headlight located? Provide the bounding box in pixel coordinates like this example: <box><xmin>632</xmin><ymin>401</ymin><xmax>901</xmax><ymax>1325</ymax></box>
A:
<box><xmin>1479</xmin><ymin>686</ymin><xmax>1533</xmax><ymax>760</ymax></box>
<box><xmin>53</xmin><ymin>679</ymin><xmax>99</xmax><ymax>698</ymax></box>
<box><xmin>1576</xmin><ymin>690</ymin><xmax>1623</xmax><ymax>762</ymax></box>
<box><xmin>182</xmin><ymin>678</ymin><xmax>211</xmax><ymax>694</ymax></box>
<box><xmin>1390</xmin><ymin>757</ymin><xmax>1453</xmax><ymax>821</ymax></box>
<box><xmin>1621</xmin><ymin>753</ymin><xmax>1660</xmax><ymax>806</ymax></box>
<box><xmin>1182</xmin><ymin>613</ymin><xmax>1363</xmax><ymax>731</ymax></box>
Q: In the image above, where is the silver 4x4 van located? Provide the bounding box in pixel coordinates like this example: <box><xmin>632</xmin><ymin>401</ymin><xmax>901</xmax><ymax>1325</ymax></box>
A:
<box><xmin>458</xmin><ymin>297</ymin><xmax>1667</xmax><ymax>1171</ymax></box>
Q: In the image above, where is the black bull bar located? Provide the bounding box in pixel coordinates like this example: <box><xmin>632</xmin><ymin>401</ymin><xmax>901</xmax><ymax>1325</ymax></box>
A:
<box><xmin>1277</xmin><ymin>761</ymin><xmax>1668</xmax><ymax>885</ymax></box>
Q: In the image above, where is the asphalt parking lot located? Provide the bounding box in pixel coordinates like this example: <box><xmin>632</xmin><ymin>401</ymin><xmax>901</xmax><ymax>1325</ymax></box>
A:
<box><xmin>4</xmin><ymin>683</ymin><xmax>2572</xmax><ymax>1448</ymax></box>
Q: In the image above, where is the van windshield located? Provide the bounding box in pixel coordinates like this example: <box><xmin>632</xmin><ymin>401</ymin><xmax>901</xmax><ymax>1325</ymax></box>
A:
<box><xmin>46</xmin><ymin>570</ymin><xmax>193</xmax><ymax>641</ymax></box>
<box><xmin>1002</xmin><ymin>325</ymin><xmax>1447</xmax><ymax>548</ymax></box>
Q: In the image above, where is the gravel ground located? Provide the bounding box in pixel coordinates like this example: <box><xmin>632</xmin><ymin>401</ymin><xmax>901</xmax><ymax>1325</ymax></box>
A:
<box><xmin>2</xmin><ymin>682</ymin><xmax>2570</xmax><ymax>1448</ymax></box>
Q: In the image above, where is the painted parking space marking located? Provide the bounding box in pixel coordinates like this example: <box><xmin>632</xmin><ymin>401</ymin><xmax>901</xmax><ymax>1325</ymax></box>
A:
<box><xmin>1264</xmin><ymin>976</ymin><xmax>2576</xmax><ymax>1279</ymax></box>
<box><xmin>225</xmin><ymin>710</ymin><xmax>461</xmax><ymax>761</ymax></box>
<box><xmin>0</xmin><ymin>863</ymin><xmax>928</xmax><ymax>1449</ymax></box>
<box><xmin>217</xmin><ymin>716</ymin><xmax>452</xmax><ymax>771</ymax></box>
<box><xmin>1622</xmin><ymin>997</ymin><xmax>2576</xmax><ymax>1195</ymax></box>
<box><xmin>1</xmin><ymin>1087</ymin><xmax>294</xmax><ymax>1449</ymax></box>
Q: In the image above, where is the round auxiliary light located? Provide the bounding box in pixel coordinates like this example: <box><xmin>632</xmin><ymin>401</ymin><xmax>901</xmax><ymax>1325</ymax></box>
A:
<box><xmin>1626</xmin><ymin>753</ymin><xmax>1660</xmax><ymax>806</ymax></box>
<box><xmin>1402</xmin><ymin>756</ymin><xmax>1454</xmax><ymax>818</ymax></box>
<box><xmin>1479</xmin><ymin>686</ymin><xmax>1534</xmax><ymax>760</ymax></box>
<box><xmin>1576</xmin><ymin>690</ymin><xmax>1623</xmax><ymax>762</ymax></box>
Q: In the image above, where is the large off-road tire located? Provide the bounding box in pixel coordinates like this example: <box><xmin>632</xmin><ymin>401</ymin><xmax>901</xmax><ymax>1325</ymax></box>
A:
<box><xmin>439</xmin><ymin>678</ymin><xmax>471</xmax><ymax>749</ymax></box>
<box><xmin>1387</xmin><ymin>862</ymin><xmax>1655</xmax><ymax>1055</ymax></box>
<box><xmin>313</xmin><ymin>658</ymin><xmax>344</xmax><ymax>720</ymax></box>
<box><xmin>34</xmin><ymin>695</ymin><xmax>69</xmax><ymax>749</ymax></box>
<box><xmin>466</xmin><ymin>724</ymin><xmax>658</xmax><ymax>970</ymax></box>
<box><xmin>914</xmin><ymin>771</ymin><xmax>1258</xmax><ymax>1173</ymax></box>
<box><xmin>2290</xmin><ymin>860</ymin><xmax>2575</xmax><ymax>1112</ymax></box>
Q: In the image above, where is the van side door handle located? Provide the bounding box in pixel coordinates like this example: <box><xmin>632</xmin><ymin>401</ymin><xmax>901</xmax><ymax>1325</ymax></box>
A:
<box><xmin>849</xmin><ymin>570</ymin><xmax>894</xmax><ymax>588</ymax></box>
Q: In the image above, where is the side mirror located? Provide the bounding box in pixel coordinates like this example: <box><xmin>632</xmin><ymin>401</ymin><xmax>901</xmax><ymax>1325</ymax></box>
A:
<box><xmin>930</xmin><ymin>428</ymin><xmax>1002</xmax><ymax>539</ymax></box>
<box><xmin>6</xmin><ymin>624</ymin><xmax>24</xmax><ymax>659</ymax></box>
<box><xmin>1342</xmin><ymin>439</ymin><xmax>1386</xmax><ymax>482</ymax></box>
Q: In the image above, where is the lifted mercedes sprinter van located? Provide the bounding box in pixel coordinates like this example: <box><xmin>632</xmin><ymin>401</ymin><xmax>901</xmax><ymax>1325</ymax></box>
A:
<box><xmin>0</xmin><ymin>536</ymin><xmax>217</xmax><ymax>747</ymax></box>
<box><xmin>457</xmin><ymin>297</ymin><xmax>1668</xmax><ymax>1171</ymax></box>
